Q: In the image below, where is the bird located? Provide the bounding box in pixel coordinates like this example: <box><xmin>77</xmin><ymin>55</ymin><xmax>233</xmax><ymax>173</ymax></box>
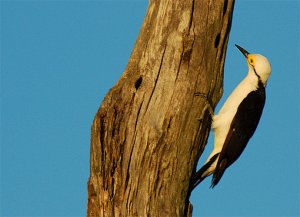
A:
<box><xmin>191</xmin><ymin>44</ymin><xmax>271</xmax><ymax>189</ymax></box>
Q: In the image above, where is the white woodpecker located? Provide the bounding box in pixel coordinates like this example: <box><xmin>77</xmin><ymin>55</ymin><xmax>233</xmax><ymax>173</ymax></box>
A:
<box><xmin>191</xmin><ymin>44</ymin><xmax>271</xmax><ymax>189</ymax></box>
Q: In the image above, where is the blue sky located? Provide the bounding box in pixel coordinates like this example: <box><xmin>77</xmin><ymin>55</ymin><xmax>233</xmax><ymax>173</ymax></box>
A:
<box><xmin>1</xmin><ymin>1</ymin><xmax>299</xmax><ymax>216</ymax></box>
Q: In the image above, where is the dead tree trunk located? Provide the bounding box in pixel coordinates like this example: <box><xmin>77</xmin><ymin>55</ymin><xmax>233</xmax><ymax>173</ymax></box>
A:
<box><xmin>87</xmin><ymin>0</ymin><xmax>234</xmax><ymax>216</ymax></box>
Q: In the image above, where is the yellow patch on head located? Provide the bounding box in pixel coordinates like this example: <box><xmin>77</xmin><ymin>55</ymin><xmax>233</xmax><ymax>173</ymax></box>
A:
<box><xmin>247</xmin><ymin>54</ymin><xmax>255</xmax><ymax>66</ymax></box>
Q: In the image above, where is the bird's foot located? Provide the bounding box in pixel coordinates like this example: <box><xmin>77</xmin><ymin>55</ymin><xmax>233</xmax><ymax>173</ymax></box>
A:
<box><xmin>194</xmin><ymin>92</ymin><xmax>214</xmax><ymax>121</ymax></box>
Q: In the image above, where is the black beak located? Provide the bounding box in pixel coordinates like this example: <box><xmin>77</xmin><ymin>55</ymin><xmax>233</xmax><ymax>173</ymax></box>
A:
<box><xmin>235</xmin><ymin>44</ymin><xmax>249</xmax><ymax>58</ymax></box>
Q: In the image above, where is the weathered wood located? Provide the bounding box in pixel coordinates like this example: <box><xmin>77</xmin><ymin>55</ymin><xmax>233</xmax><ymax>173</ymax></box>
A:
<box><xmin>87</xmin><ymin>0</ymin><xmax>235</xmax><ymax>216</ymax></box>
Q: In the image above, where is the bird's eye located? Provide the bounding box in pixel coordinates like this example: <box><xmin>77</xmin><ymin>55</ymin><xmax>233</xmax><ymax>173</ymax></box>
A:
<box><xmin>249</xmin><ymin>59</ymin><xmax>254</xmax><ymax>64</ymax></box>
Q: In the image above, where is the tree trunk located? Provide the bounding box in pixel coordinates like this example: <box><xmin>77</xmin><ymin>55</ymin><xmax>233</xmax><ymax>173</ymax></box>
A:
<box><xmin>87</xmin><ymin>0</ymin><xmax>235</xmax><ymax>216</ymax></box>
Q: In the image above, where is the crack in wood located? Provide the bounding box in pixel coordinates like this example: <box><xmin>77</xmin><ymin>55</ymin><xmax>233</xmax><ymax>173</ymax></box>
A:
<box><xmin>100</xmin><ymin>115</ymin><xmax>106</xmax><ymax>169</ymax></box>
<box><xmin>145</xmin><ymin>44</ymin><xmax>167</xmax><ymax>113</ymax></box>
<box><xmin>188</xmin><ymin>0</ymin><xmax>195</xmax><ymax>31</ymax></box>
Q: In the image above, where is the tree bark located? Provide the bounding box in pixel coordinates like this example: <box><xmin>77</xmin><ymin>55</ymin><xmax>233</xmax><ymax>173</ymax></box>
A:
<box><xmin>87</xmin><ymin>0</ymin><xmax>235</xmax><ymax>216</ymax></box>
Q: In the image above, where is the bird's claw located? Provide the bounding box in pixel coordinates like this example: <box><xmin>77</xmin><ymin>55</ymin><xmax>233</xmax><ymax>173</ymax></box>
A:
<box><xmin>194</xmin><ymin>92</ymin><xmax>214</xmax><ymax>121</ymax></box>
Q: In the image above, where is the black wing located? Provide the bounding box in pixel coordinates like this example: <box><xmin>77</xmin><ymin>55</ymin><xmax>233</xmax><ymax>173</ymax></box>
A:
<box><xmin>211</xmin><ymin>86</ymin><xmax>266</xmax><ymax>188</ymax></box>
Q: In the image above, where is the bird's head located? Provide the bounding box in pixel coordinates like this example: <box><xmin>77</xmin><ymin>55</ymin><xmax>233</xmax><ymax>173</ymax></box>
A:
<box><xmin>235</xmin><ymin>44</ymin><xmax>271</xmax><ymax>86</ymax></box>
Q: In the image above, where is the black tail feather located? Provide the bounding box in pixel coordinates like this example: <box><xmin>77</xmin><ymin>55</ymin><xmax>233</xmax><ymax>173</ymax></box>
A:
<box><xmin>210</xmin><ymin>158</ymin><xmax>227</xmax><ymax>188</ymax></box>
<box><xmin>190</xmin><ymin>153</ymin><xmax>219</xmax><ymax>191</ymax></box>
